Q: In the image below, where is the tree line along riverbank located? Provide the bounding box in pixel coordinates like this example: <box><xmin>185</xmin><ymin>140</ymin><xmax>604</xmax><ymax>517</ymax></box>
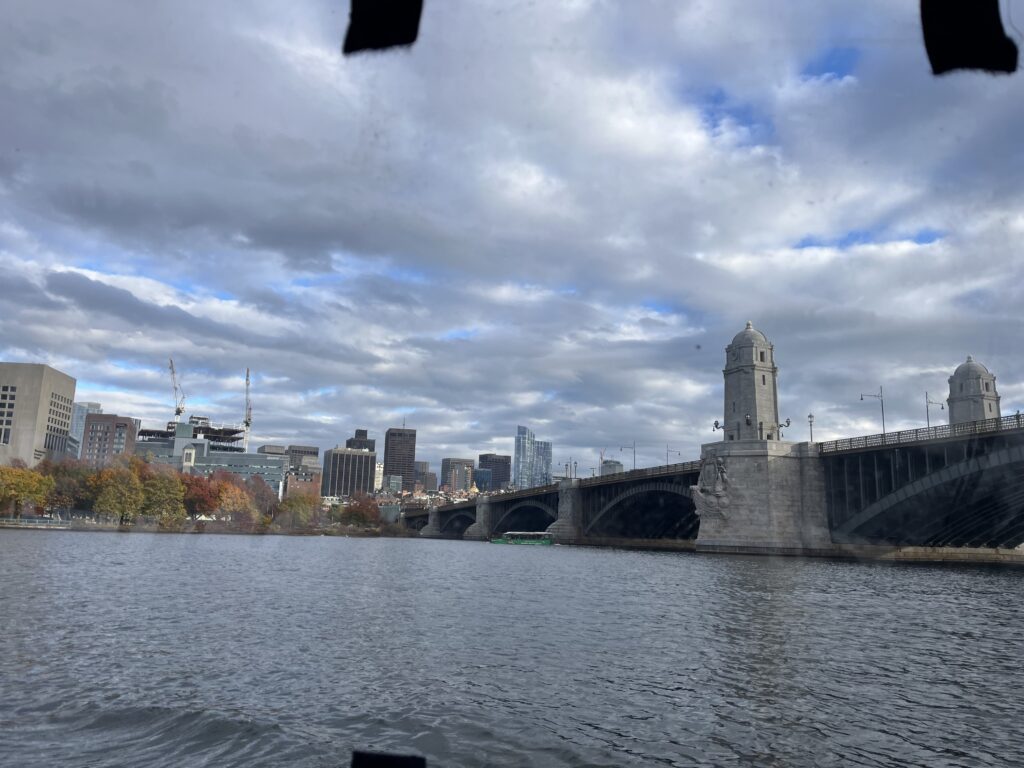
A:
<box><xmin>0</xmin><ymin>457</ymin><xmax>410</xmax><ymax>536</ymax></box>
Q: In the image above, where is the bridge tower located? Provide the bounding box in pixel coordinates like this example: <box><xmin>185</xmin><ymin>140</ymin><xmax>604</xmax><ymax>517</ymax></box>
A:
<box><xmin>722</xmin><ymin>321</ymin><xmax>780</xmax><ymax>441</ymax></box>
<box><xmin>947</xmin><ymin>356</ymin><xmax>1000</xmax><ymax>425</ymax></box>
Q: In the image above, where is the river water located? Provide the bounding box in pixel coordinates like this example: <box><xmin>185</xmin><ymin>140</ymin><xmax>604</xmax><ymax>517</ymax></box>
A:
<box><xmin>2</xmin><ymin>531</ymin><xmax>1022</xmax><ymax>767</ymax></box>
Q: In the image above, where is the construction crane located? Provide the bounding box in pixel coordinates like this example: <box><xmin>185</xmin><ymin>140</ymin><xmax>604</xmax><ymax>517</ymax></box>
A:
<box><xmin>169</xmin><ymin>358</ymin><xmax>186</xmax><ymax>423</ymax></box>
<box><xmin>242</xmin><ymin>367</ymin><xmax>253</xmax><ymax>452</ymax></box>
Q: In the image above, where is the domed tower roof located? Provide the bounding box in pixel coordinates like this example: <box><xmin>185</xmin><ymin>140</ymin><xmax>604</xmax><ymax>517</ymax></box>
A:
<box><xmin>731</xmin><ymin>321</ymin><xmax>768</xmax><ymax>346</ymax></box>
<box><xmin>952</xmin><ymin>355</ymin><xmax>991</xmax><ymax>378</ymax></box>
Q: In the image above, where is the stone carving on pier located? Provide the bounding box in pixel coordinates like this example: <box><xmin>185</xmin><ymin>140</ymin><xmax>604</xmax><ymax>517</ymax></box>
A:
<box><xmin>691</xmin><ymin>455</ymin><xmax>730</xmax><ymax>520</ymax></box>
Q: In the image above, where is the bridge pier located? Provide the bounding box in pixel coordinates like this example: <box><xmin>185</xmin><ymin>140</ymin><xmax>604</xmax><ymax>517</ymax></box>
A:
<box><xmin>419</xmin><ymin>506</ymin><xmax>443</xmax><ymax>538</ymax></box>
<box><xmin>463</xmin><ymin>495</ymin><xmax>491</xmax><ymax>541</ymax></box>
<box><xmin>694</xmin><ymin>440</ymin><xmax>834</xmax><ymax>556</ymax></box>
<box><xmin>546</xmin><ymin>479</ymin><xmax>582</xmax><ymax>544</ymax></box>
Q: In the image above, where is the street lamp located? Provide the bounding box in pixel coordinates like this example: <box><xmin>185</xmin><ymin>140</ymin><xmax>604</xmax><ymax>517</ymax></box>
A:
<box><xmin>773</xmin><ymin>418</ymin><xmax>791</xmax><ymax>438</ymax></box>
<box><xmin>808</xmin><ymin>413</ymin><xmax>815</xmax><ymax>442</ymax></box>
<box><xmin>619</xmin><ymin>441</ymin><xmax>636</xmax><ymax>471</ymax></box>
<box><xmin>860</xmin><ymin>386</ymin><xmax>886</xmax><ymax>434</ymax></box>
<box><xmin>666</xmin><ymin>445</ymin><xmax>682</xmax><ymax>466</ymax></box>
<box><xmin>925</xmin><ymin>391</ymin><xmax>944</xmax><ymax>429</ymax></box>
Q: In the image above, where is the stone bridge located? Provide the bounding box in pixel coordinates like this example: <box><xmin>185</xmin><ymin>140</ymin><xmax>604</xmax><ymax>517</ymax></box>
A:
<box><xmin>821</xmin><ymin>414</ymin><xmax>1024</xmax><ymax>548</ymax></box>
<box><xmin>412</xmin><ymin>461</ymin><xmax>702</xmax><ymax>548</ymax></box>
<box><xmin>405</xmin><ymin>415</ymin><xmax>1024</xmax><ymax>555</ymax></box>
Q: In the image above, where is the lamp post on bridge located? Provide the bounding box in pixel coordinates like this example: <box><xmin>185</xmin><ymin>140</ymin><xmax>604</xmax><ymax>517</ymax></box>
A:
<box><xmin>665</xmin><ymin>445</ymin><xmax>681</xmax><ymax>466</ymax></box>
<box><xmin>808</xmin><ymin>413</ymin><xmax>814</xmax><ymax>442</ymax></box>
<box><xmin>925</xmin><ymin>391</ymin><xmax>944</xmax><ymax>429</ymax></box>
<box><xmin>620</xmin><ymin>441</ymin><xmax>636</xmax><ymax>471</ymax></box>
<box><xmin>860</xmin><ymin>386</ymin><xmax>886</xmax><ymax>434</ymax></box>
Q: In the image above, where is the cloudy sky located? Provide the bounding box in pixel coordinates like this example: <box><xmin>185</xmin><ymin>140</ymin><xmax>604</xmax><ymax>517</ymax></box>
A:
<box><xmin>3</xmin><ymin>1</ymin><xmax>1023</xmax><ymax>473</ymax></box>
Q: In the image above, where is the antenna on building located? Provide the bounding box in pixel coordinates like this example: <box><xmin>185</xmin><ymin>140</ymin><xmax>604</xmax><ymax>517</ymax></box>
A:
<box><xmin>169</xmin><ymin>358</ymin><xmax>186</xmax><ymax>423</ymax></box>
<box><xmin>243</xmin><ymin>368</ymin><xmax>252</xmax><ymax>452</ymax></box>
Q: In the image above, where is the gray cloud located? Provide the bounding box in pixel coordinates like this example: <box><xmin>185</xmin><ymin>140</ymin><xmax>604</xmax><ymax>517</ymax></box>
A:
<box><xmin>1</xmin><ymin>1</ymin><xmax>1023</xmax><ymax>471</ymax></box>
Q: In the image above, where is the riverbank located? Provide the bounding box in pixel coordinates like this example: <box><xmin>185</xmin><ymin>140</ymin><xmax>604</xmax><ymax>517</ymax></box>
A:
<box><xmin>0</xmin><ymin>517</ymin><xmax>415</xmax><ymax>538</ymax></box>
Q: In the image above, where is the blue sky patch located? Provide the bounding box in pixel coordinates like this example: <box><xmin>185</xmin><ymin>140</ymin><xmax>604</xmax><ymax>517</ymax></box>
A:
<box><xmin>440</xmin><ymin>328</ymin><xmax>478</xmax><ymax>341</ymax></box>
<box><xmin>795</xmin><ymin>226</ymin><xmax>945</xmax><ymax>250</ymax></box>
<box><xmin>802</xmin><ymin>46</ymin><xmax>860</xmax><ymax>79</ymax></box>
<box><xmin>642</xmin><ymin>299</ymin><xmax>680</xmax><ymax>315</ymax></box>
<box><xmin>676</xmin><ymin>84</ymin><xmax>775</xmax><ymax>145</ymax></box>
<box><xmin>910</xmin><ymin>228</ymin><xmax>944</xmax><ymax>244</ymax></box>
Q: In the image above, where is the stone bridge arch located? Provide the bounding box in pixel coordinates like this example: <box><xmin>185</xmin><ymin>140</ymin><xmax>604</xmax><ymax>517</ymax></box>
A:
<box><xmin>441</xmin><ymin>511</ymin><xmax>476</xmax><ymax>537</ymax></box>
<box><xmin>493</xmin><ymin>499</ymin><xmax>558</xmax><ymax>533</ymax></box>
<box><xmin>584</xmin><ymin>482</ymin><xmax>695</xmax><ymax>537</ymax></box>
<box><xmin>835</xmin><ymin>445</ymin><xmax>1024</xmax><ymax>547</ymax></box>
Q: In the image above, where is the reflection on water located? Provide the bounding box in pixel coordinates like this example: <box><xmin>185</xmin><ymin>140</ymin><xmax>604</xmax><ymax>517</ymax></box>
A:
<box><xmin>2</xmin><ymin>531</ymin><xmax>1022</xmax><ymax>767</ymax></box>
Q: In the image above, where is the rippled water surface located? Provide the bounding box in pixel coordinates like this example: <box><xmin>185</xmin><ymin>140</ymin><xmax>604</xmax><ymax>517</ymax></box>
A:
<box><xmin>2</xmin><ymin>531</ymin><xmax>1023</xmax><ymax>767</ymax></box>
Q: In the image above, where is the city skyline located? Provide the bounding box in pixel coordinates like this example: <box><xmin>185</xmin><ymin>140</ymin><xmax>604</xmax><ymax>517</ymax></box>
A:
<box><xmin>1</xmin><ymin>3</ymin><xmax>1022</xmax><ymax>472</ymax></box>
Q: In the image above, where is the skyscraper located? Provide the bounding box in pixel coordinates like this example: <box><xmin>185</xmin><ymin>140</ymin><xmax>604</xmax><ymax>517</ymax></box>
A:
<box><xmin>513</xmin><ymin>426</ymin><xmax>552</xmax><ymax>489</ymax></box>
<box><xmin>321</xmin><ymin>446</ymin><xmax>376</xmax><ymax>498</ymax></box>
<box><xmin>534</xmin><ymin>440</ymin><xmax>552</xmax><ymax>486</ymax></box>
<box><xmin>441</xmin><ymin>458</ymin><xmax>474</xmax><ymax>491</ymax></box>
<box><xmin>383</xmin><ymin>427</ymin><xmax>416</xmax><ymax>492</ymax></box>
<box><xmin>346</xmin><ymin>428</ymin><xmax>375</xmax><ymax>451</ymax></box>
<box><xmin>478</xmin><ymin>453</ymin><xmax>511</xmax><ymax>489</ymax></box>
<box><xmin>0</xmin><ymin>363</ymin><xmax>76</xmax><ymax>467</ymax></box>
<box><xmin>474</xmin><ymin>467</ymin><xmax>493</xmax><ymax>492</ymax></box>
<box><xmin>601</xmin><ymin>458</ymin><xmax>625</xmax><ymax>476</ymax></box>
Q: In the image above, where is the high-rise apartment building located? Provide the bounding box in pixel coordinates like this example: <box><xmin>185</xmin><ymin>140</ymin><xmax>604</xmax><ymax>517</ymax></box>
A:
<box><xmin>441</xmin><ymin>458</ymin><xmax>474</xmax><ymax>491</ymax></box>
<box><xmin>346</xmin><ymin>429</ymin><xmax>375</xmax><ymax>452</ymax></box>
<box><xmin>321</xmin><ymin>446</ymin><xmax>376</xmax><ymax>498</ymax></box>
<box><xmin>534</xmin><ymin>440</ymin><xmax>552</xmax><ymax>486</ymax></box>
<box><xmin>513</xmin><ymin>425</ymin><xmax>553</xmax><ymax>489</ymax></box>
<box><xmin>513</xmin><ymin>426</ymin><xmax>534</xmax><ymax>490</ymax></box>
<box><xmin>383</xmin><ymin>427</ymin><xmax>416</xmax><ymax>492</ymax></box>
<box><xmin>70</xmin><ymin>401</ymin><xmax>102</xmax><ymax>458</ymax></box>
<box><xmin>478</xmin><ymin>453</ymin><xmax>511</xmax><ymax>489</ymax></box>
<box><xmin>81</xmin><ymin>413</ymin><xmax>137</xmax><ymax>468</ymax></box>
<box><xmin>0</xmin><ymin>363</ymin><xmax>76</xmax><ymax>467</ymax></box>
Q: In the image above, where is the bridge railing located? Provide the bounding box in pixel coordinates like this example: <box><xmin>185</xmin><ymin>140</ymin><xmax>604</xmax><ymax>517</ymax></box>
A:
<box><xmin>819</xmin><ymin>413</ymin><xmax>1024</xmax><ymax>454</ymax></box>
<box><xmin>581</xmin><ymin>460</ymin><xmax>703</xmax><ymax>487</ymax></box>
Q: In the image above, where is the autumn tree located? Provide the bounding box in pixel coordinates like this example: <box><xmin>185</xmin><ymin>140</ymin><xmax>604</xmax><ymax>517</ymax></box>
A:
<box><xmin>93</xmin><ymin>468</ymin><xmax>144</xmax><ymax>526</ymax></box>
<box><xmin>37</xmin><ymin>458</ymin><xmax>93</xmax><ymax>516</ymax></box>
<box><xmin>278</xmin><ymin>493</ymin><xmax>318</xmax><ymax>529</ymax></box>
<box><xmin>142</xmin><ymin>469</ymin><xmax>187</xmax><ymax>531</ymax></box>
<box><xmin>340</xmin><ymin>493</ymin><xmax>380</xmax><ymax>526</ymax></box>
<box><xmin>219</xmin><ymin>483</ymin><xmax>257</xmax><ymax>528</ymax></box>
<box><xmin>0</xmin><ymin>466</ymin><xmax>55</xmax><ymax>517</ymax></box>
<box><xmin>245</xmin><ymin>475</ymin><xmax>279</xmax><ymax>521</ymax></box>
<box><xmin>210</xmin><ymin>469</ymin><xmax>245</xmax><ymax>489</ymax></box>
<box><xmin>183</xmin><ymin>474</ymin><xmax>220</xmax><ymax>520</ymax></box>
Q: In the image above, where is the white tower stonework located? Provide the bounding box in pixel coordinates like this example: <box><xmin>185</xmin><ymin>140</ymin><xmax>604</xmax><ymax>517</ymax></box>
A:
<box><xmin>947</xmin><ymin>356</ymin><xmax>1000</xmax><ymax>425</ymax></box>
<box><xmin>694</xmin><ymin>322</ymin><xmax>833</xmax><ymax>555</ymax></box>
<box><xmin>722</xmin><ymin>322</ymin><xmax>780</xmax><ymax>441</ymax></box>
